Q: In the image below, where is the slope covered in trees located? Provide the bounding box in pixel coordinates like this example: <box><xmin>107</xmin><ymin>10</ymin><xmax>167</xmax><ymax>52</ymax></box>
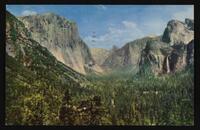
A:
<box><xmin>6</xmin><ymin>10</ymin><xmax>102</xmax><ymax>125</ymax></box>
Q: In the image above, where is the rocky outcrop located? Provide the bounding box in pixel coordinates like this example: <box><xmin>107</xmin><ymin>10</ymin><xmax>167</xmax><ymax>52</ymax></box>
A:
<box><xmin>160</xmin><ymin>18</ymin><xmax>194</xmax><ymax>73</ymax></box>
<box><xmin>186</xmin><ymin>40</ymin><xmax>194</xmax><ymax>65</ymax></box>
<box><xmin>162</xmin><ymin>40</ymin><xmax>194</xmax><ymax>73</ymax></box>
<box><xmin>139</xmin><ymin>40</ymin><xmax>192</xmax><ymax>75</ymax></box>
<box><xmin>167</xmin><ymin>44</ymin><xmax>187</xmax><ymax>72</ymax></box>
<box><xmin>185</xmin><ymin>18</ymin><xmax>194</xmax><ymax>30</ymax></box>
<box><xmin>90</xmin><ymin>48</ymin><xmax>110</xmax><ymax>65</ymax></box>
<box><xmin>103</xmin><ymin>18</ymin><xmax>194</xmax><ymax>75</ymax></box>
<box><xmin>139</xmin><ymin>40</ymin><xmax>172</xmax><ymax>74</ymax></box>
<box><xmin>19</xmin><ymin>13</ymin><xmax>95</xmax><ymax>74</ymax></box>
<box><xmin>162</xmin><ymin>19</ymin><xmax>194</xmax><ymax>46</ymax></box>
<box><xmin>102</xmin><ymin>36</ymin><xmax>161</xmax><ymax>73</ymax></box>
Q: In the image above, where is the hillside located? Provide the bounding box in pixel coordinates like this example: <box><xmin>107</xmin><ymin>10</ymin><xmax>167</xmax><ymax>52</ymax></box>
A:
<box><xmin>6</xmin><ymin>11</ymin><xmax>95</xmax><ymax>125</ymax></box>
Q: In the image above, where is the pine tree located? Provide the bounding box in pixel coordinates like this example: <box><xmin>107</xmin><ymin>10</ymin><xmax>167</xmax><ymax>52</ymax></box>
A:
<box><xmin>59</xmin><ymin>89</ymin><xmax>75</xmax><ymax>125</ymax></box>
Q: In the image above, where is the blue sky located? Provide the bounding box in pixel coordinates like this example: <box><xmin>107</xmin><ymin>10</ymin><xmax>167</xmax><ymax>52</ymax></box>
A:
<box><xmin>6</xmin><ymin>5</ymin><xmax>193</xmax><ymax>49</ymax></box>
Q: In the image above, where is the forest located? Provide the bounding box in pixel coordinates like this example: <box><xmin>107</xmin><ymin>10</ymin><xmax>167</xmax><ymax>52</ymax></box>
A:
<box><xmin>6</xmin><ymin>54</ymin><xmax>194</xmax><ymax>125</ymax></box>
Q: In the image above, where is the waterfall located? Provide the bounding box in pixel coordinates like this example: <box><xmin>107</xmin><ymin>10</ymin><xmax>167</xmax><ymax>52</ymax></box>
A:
<box><xmin>166</xmin><ymin>55</ymin><xmax>170</xmax><ymax>73</ymax></box>
<box><xmin>111</xmin><ymin>98</ymin><xmax>115</xmax><ymax>108</ymax></box>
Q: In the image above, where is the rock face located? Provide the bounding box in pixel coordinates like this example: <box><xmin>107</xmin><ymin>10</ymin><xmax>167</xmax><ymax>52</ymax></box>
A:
<box><xmin>168</xmin><ymin>44</ymin><xmax>187</xmax><ymax>72</ymax></box>
<box><xmin>186</xmin><ymin>40</ymin><xmax>194</xmax><ymax>65</ymax></box>
<box><xmin>185</xmin><ymin>18</ymin><xmax>194</xmax><ymax>30</ymax></box>
<box><xmin>140</xmin><ymin>19</ymin><xmax>194</xmax><ymax>74</ymax></box>
<box><xmin>103</xmin><ymin>19</ymin><xmax>194</xmax><ymax>74</ymax></box>
<box><xmin>19</xmin><ymin>13</ymin><xmax>94</xmax><ymax>74</ymax></box>
<box><xmin>162</xmin><ymin>19</ymin><xmax>194</xmax><ymax>46</ymax></box>
<box><xmin>139</xmin><ymin>40</ymin><xmax>172</xmax><ymax>74</ymax></box>
<box><xmin>161</xmin><ymin>19</ymin><xmax>194</xmax><ymax>73</ymax></box>
<box><xmin>6</xmin><ymin>11</ymin><xmax>88</xmax><ymax>88</ymax></box>
<box><xmin>90</xmin><ymin>48</ymin><xmax>110</xmax><ymax>65</ymax></box>
<box><xmin>16</xmin><ymin>13</ymin><xmax>194</xmax><ymax>75</ymax></box>
<box><xmin>140</xmin><ymin>39</ymin><xmax>194</xmax><ymax>75</ymax></box>
<box><xmin>102</xmin><ymin>36</ymin><xmax>161</xmax><ymax>72</ymax></box>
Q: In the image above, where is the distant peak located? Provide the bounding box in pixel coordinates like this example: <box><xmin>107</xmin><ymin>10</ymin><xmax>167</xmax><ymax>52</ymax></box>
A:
<box><xmin>41</xmin><ymin>12</ymin><xmax>60</xmax><ymax>17</ymax></box>
<box><xmin>185</xmin><ymin>18</ymin><xmax>193</xmax><ymax>22</ymax></box>
<box><xmin>147</xmin><ymin>34</ymin><xmax>157</xmax><ymax>38</ymax></box>
<box><xmin>43</xmin><ymin>12</ymin><xmax>56</xmax><ymax>15</ymax></box>
<box><xmin>167</xmin><ymin>19</ymin><xmax>183</xmax><ymax>25</ymax></box>
<box><xmin>19</xmin><ymin>12</ymin><xmax>76</xmax><ymax>25</ymax></box>
<box><xmin>167</xmin><ymin>18</ymin><xmax>193</xmax><ymax>26</ymax></box>
<box><xmin>19</xmin><ymin>12</ymin><xmax>62</xmax><ymax>19</ymax></box>
<box><xmin>185</xmin><ymin>18</ymin><xmax>194</xmax><ymax>25</ymax></box>
<box><xmin>185</xmin><ymin>18</ymin><xmax>194</xmax><ymax>30</ymax></box>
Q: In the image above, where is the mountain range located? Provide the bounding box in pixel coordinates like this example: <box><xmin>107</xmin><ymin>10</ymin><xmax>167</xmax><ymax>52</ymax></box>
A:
<box><xmin>12</xmin><ymin>12</ymin><xmax>194</xmax><ymax>76</ymax></box>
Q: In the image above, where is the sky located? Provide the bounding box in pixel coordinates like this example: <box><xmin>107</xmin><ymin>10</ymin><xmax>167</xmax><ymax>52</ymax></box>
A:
<box><xmin>6</xmin><ymin>5</ymin><xmax>194</xmax><ymax>49</ymax></box>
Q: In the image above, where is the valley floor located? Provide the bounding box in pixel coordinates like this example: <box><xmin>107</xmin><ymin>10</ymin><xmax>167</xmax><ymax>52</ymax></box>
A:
<box><xmin>6</xmin><ymin>66</ymin><xmax>194</xmax><ymax>125</ymax></box>
<box><xmin>85</xmin><ymin>68</ymin><xmax>194</xmax><ymax>125</ymax></box>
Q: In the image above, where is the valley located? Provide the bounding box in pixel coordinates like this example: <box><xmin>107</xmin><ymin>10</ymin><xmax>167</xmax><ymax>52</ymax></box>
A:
<box><xmin>5</xmin><ymin>7</ymin><xmax>194</xmax><ymax>126</ymax></box>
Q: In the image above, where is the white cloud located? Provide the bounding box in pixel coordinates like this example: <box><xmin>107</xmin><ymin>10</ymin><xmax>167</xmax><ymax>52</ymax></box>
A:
<box><xmin>172</xmin><ymin>6</ymin><xmax>194</xmax><ymax>21</ymax></box>
<box><xmin>122</xmin><ymin>21</ymin><xmax>137</xmax><ymax>29</ymax></box>
<box><xmin>96</xmin><ymin>5</ymin><xmax>107</xmax><ymax>10</ymax></box>
<box><xmin>83</xmin><ymin>18</ymin><xmax>169</xmax><ymax>49</ymax></box>
<box><xmin>83</xmin><ymin>21</ymin><xmax>144</xmax><ymax>49</ymax></box>
<box><xmin>21</xmin><ymin>10</ymin><xmax>37</xmax><ymax>16</ymax></box>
